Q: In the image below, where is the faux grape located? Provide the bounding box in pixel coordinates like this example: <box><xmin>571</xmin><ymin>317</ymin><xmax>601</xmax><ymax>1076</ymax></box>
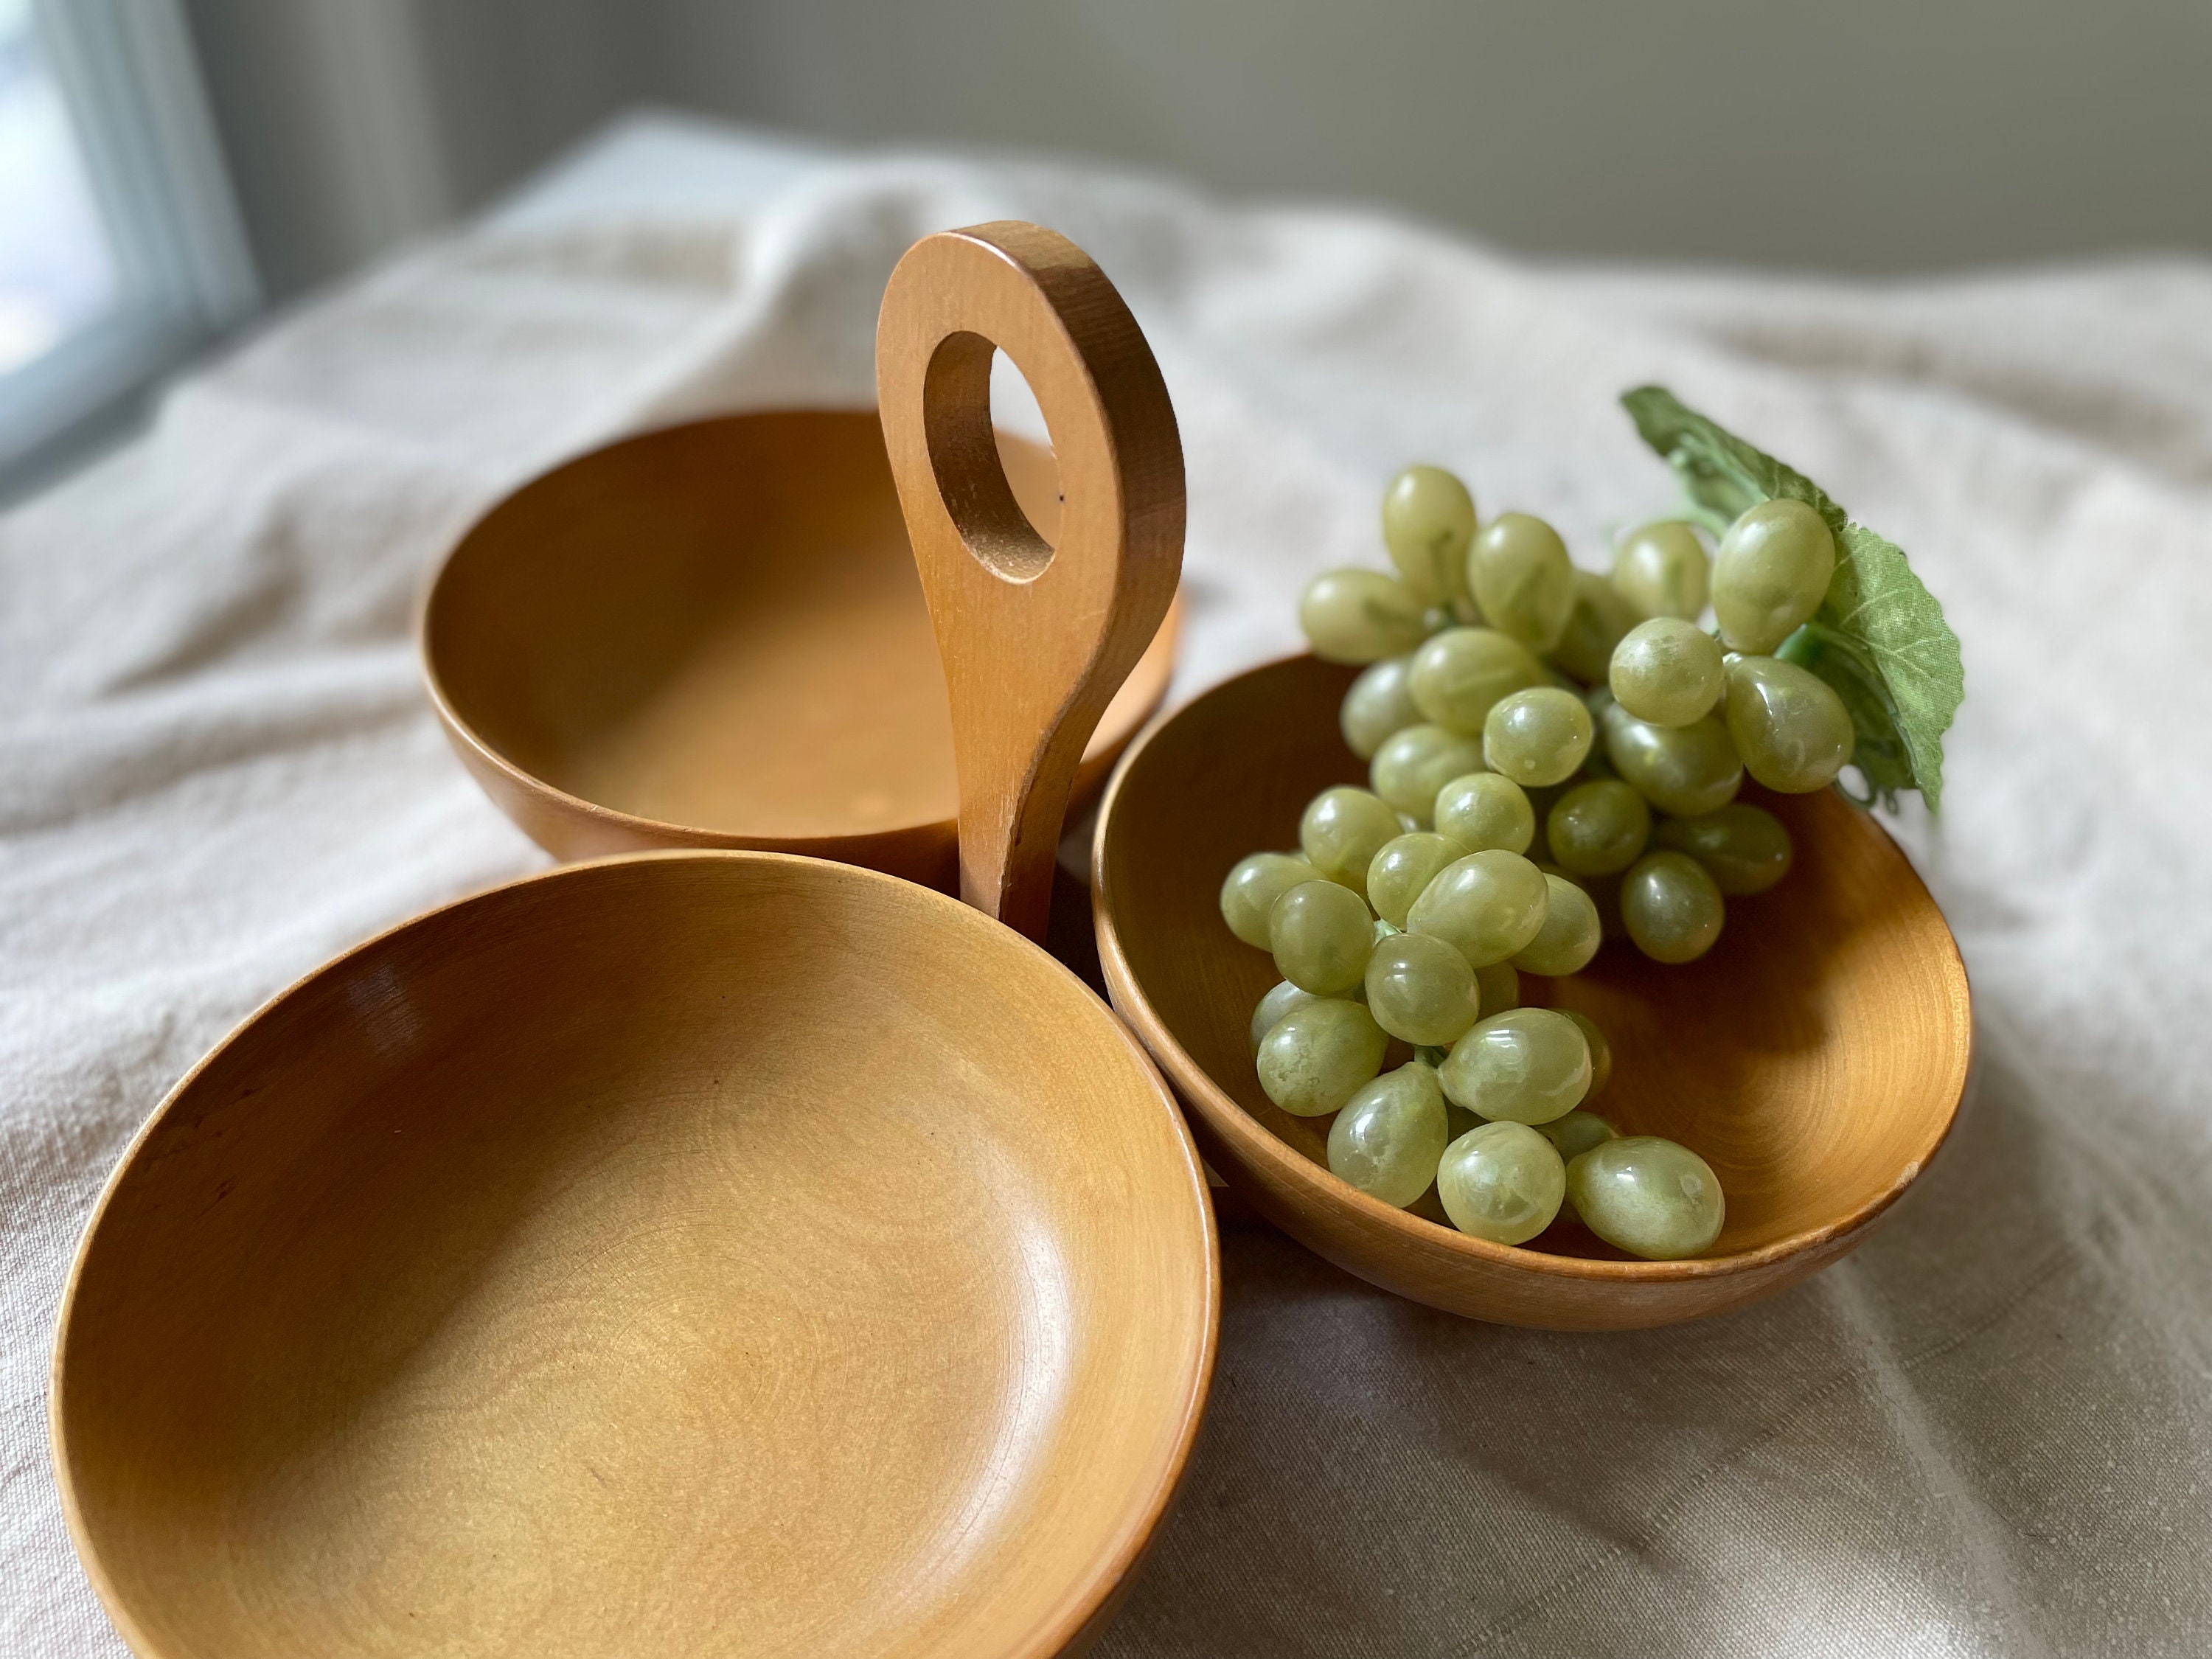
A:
<box><xmin>1366</xmin><ymin>832</ymin><xmax>1471</xmax><ymax>928</ymax></box>
<box><xmin>1722</xmin><ymin>655</ymin><xmax>1855</xmax><ymax>793</ymax></box>
<box><xmin>1620</xmin><ymin>851</ymin><xmax>1725</xmax><ymax>964</ymax></box>
<box><xmin>1512</xmin><ymin>874</ymin><xmax>1601</xmax><ymax>976</ymax></box>
<box><xmin>1545</xmin><ymin>779</ymin><xmax>1650</xmax><ymax>877</ymax></box>
<box><xmin>1299</xmin><ymin>568</ymin><xmax>1428</xmax><ymax>664</ymax></box>
<box><xmin>1408</xmin><ymin>627</ymin><xmax>1544</xmax><ymax>736</ymax></box>
<box><xmin>1713</xmin><ymin>498</ymin><xmax>1835</xmax><ymax>654</ymax></box>
<box><xmin>1483</xmin><ymin>686</ymin><xmax>1593</xmax><ymax>788</ymax></box>
<box><xmin>1612</xmin><ymin>521</ymin><xmax>1710</xmax><ymax>622</ymax></box>
<box><xmin>1340</xmin><ymin>655</ymin><xmax>1422</xmax><ymax>759</ymax></box>
<box><xmin>1220</xmin><ymin>852</ymin><xmax>1323</xmax><ymax>948</ymax></box>
<box><xmin>1371</xmin><ymin>724</ymin><xmax>1486</xmax><ymax>824</ymax></box>
<box><xmin>1566</xmin><ymin>1135</ymin><xmax>1725</xmax><ymax>1259</ymax></box>
<box><xmin>1365</xmin><ymin>929</ymin><xmax>1484</xmax><ymax>1046</ymax></box>
<box><xmin>1653</xmin><ymin>802</ymin><xmax>1794</xmax><ymax>895</ymax></box>
<box><xmin>1438</xmin><ymin>1006</ymin><xmax>1592</xmax><ymax>1124</ymax></box>
<box><xmin>1406</xmin><ymin>849</ymin><xmax>1550</xmax><ymax>967</ymax></box>
<box><xmin>1436</xmin><ymin>1121</ymin><xmax>1565</xmax><ymax>1244</ymax></box>
<box><xmin>1560</xmin><ymin>1011</ymin><xmax>1612</xmax><ymax>1096</ymax></box>
<box><xmin>1250</xmin><ymin>980</ymin><xmax>1320</xmax><ymax>1052</ymax></box>
<box><xmin>1467</xmin><ymin>512</ymin><xmax>1577</xmax><ymax>653</ymax></box>
<box><xmin>1329</xmin><ymin>1062</ymin><xmax>1451</xmax><ymax>1207</ymax></box>
<box><xmin>1256</xmin><ymin>998</ymin><xmax>1388</xmax><ymax>1117</ymax></box>
<box><xmin>1609</xmin><ymin>617</ymin><xmax>1725</xmax><ymax>728</ymax></box>
<box><xmin>1300</xmin><ymin>786</ymin><xmax>1404</xmax><ymax>893</ymax></box>
<box><xmin>1601</xmin><ymin>701</ymin><xmax>1743</xmax><ymax>818</ymax></box>
<box><xmin>1539</xmin><ymin>1108</ymin><xmax>1618</xmax><ymax>1164</ymax></box>
<box><xmin>1434</xmin><ymin>772</ymin><xmax>1536</xmax><ymax>855</ymax></box>
<box><xmin>1474</xmin><ymin>960</ymin><xmax>1521</xmax><ymax>1015</ymax></box>
<box><xmin>1270</xmin><ymin>878</ymin><xmax>1375</xmax><ymax>995</ymax></box>
<box><xmin>1550</xmin><ymin>569</ymin><xmax>1643</xmax><ymax>685</ymax></box>
<box><xmin>1381</xmin><ymin>465</ymin><xmax>1477</xmax><ymax>607</ymax></box>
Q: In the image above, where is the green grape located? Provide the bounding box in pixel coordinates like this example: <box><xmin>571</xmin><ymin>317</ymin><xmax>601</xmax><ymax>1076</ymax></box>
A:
<box><xmin>1608</xmin><ymin>617</ymin><xmax>1725</xmax><ymax>728</ymax></box>
<box><xmin>1722</xmin><ymin>655</ymin><xmax>1855</xmax><ymax>793</ymax></box>
<box><xmin>1511</xmin><ymin>874</ymin><xmax>1601</xmax><ymax>976</ymax></box>
<box><xmin>1620</xmin><ymin>851</ymin><xmax>1725</xmax><ymax>964</ymax></box>
<box><xmin>1366</xmin><ymin>832</ymin><xmax>1471</xmax><ymax>928</ymax></box>
<box><xmin>1601</xmin><ymin>701</ymin><xmax>1742</xmax><ymax>818</ymax></box>
<box><xmin>1436</xmin><ymin>1121</ymin><xmax>1565</xmax><ymax>1244</ymax></box>
<box><xmin>1251</xmin><ymin>980</ymin><xmax>1321</xmax><ymax>1052</ymax></box>
<box><xmin>1653</xmin><ymin>803</ymin><xmax>1793</xmax><ymax>895</ymax></box>
<box><xmin>1539</xmin><ymin>1108</ymin><xmax>1617</xmax><ymax>1164</ymax></box>
<box><xmin>1405</xmin><ymin>849</ymin><xmax>1549</xmax><ymax>967</ymax></box>
<box><xmin>1220</xmin><ymin>852</ymin><xmax>1322</xmax><ymax>948</ymax></box>
<box><xmin>1256</xmin><ymin>998</ymin><xmax>1388</xmax><ymax>1116</ymax></box>
<box><xmin>1269</xmin><ymin>879</ymin><xmax>1374</xmax><ymax>995</ymax></box>
<box><xmin>1340</xmin><ymin>655</ymin><xmax>1421</xmax><ymax>759</ymax></box>
<box><xmin>1550</xmin><ymin>569</ymin><xmax>1642</xmax><ymax>684</ymax></box>
<box><xmin>1381</xmin><ymin>465</ymin><xmax>1476</xmax><ymax>606</ymax></box>
<box><xmin>1328</xmin><ymin>1062</ymin><xmax>1450</xmax><ymax>1207</ymax></box>
<box><xmin>1482</xmin><ymin>687</ymin><xmax>1593</xmax><ymax>787</ymax></box>
<box><xmin>1364</xmin><ymin>930</ymin><xmax>1483</xmax><ymax>1046</ymax></box>
<box><xmin>1408</xmin><ymin>627</ymin><xmax>1544</xmax><ymax>735</ymax></box>
<box><xmin>1566</xmin><ymin>1136</ymin><xmax>1725</xmax><ymax>1259</ymax></box>
<box><xmin>1370</xmin><ymin>724</ymin><xmax>1486</xmax><ymax>824</ymax></box>
<box><xmin>1467</xmin><ymin>512</ymin><xmax>1577</xmax><ymax>653</ymax></box>
<box><xmin>1560</xmin><ymin>1011</ymin><xmax>1612</xmax><ymax>1096</ymax></box>
<box><xmin>1713</xmin><ymin>498</ymin><xmax>1835</xmax><ymax>654</ymax></box>
<box><xmin>1474</xmin><ymin>960</ymin><xmax>1521</xmax><ymax>1015</ymax></box>
<box><xmin>1433</xmin><ymin>772</ymin><xmax>1535</xmax><ymax>855</ymax></box>
<box><xmin>1554</xmin><ymin>867</ymin><xmax>1624</xmax><ymax>940</ymax></box>
<box><xmin>1299</xmin><ymin>568</ymin><xmax>1429</xmax><ymax>664</ymax></box>
<box><xmin>1438</xmin><ymin>1006</ymin><xmax>1591</xmax><ymax>1124</ymax></box>
<box><xmin>1612</xmin><ymin>521</ymin><xmax>1710</xmax><ymax>622</ymax></box>
<box><xmin>1545</xmin><ymin>780</ymin><xmax>1649</xmax><ymax>877</ymax></box>
<box><xmin>1299</xmin><ymin>786</ymin><xmax>1403</xmax><ymax>893</ymax></box>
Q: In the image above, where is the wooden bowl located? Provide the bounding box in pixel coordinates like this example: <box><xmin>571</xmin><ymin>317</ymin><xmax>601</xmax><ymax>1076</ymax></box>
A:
<box><xmin>1093</xmin><ymin>653</ymin><xmax>1972</xmax><ymax>1331</ymax></box>
<box><xmin>420</xmin><ymin>408</ymin><xmax>1180</xmax><ymax>886</ymax></box>
<box><xmin>55</xmin><ymin>224</ymin><xmax>1206</xmax><ymax>1653</ymax></box>
<box><xmin>52</xmin><ymin>853</ymin><xmax>1218</xmax><ymax>1658</ymax></box>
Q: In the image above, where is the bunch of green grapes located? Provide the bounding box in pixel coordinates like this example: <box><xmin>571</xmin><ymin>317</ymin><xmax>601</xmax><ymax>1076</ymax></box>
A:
<box><xmin>1308</xmin><ymin>466</ymin><xmax>1843</xmax><ymax>967</ymax></box>
<box><xmin>1208</xmin><ymin>464</ymin><xmax>1856</xmax><ymax>1261</ymax></box>
<box><xmin>1220</xmin><ymin>777</ymin><xmax>1724</xmax><ymax>1259</ymax></box>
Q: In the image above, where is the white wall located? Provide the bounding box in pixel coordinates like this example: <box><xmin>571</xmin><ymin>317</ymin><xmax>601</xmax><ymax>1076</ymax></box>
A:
<box><xmin>187</xmin><ymin>0</ymin><xmax>2212</xmax><ymax>295</ymax></box>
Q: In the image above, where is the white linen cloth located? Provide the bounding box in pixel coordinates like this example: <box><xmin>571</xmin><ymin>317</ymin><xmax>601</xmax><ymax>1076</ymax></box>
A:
<box><xmin>7</xmin><ymin>113</ymin><xmax>2212</xmax><ymax>1657</ymax></box>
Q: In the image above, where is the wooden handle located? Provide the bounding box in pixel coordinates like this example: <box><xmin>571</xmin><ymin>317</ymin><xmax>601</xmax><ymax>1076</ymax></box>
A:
<box><xmin>877</xmin><ymin>222</ymin><xmax>1184</xmax><ymax>940</ymax></box>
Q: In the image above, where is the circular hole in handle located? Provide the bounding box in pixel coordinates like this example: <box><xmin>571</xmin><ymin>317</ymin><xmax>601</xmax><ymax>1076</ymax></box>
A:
<box><xmin>922</xmin><ymin>330</ymin><xmax>1056</xmax><ymax>584</ymax></box>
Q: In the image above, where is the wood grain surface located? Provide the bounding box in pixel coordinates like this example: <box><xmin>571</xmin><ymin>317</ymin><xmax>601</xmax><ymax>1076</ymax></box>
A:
<box><xmin>53</xmin><ymin>855</ymin><xmax>1218</xmax><ymax>1658</ymax></box>
<box><xmin>1094</xmin><ymin>653</ymin><xmax>1973</xmax><ymax>1330</ymax></box>
<box><xmin>421</xmin><ymin>408</ymin><xmax>1178</xmax><ymax>889</ymax></box>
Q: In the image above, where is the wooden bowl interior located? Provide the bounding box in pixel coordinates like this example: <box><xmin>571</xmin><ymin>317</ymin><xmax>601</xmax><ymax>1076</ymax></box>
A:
<box><xmin>55</xmin><ymin>855</ymin><xmax>1215</xmax><ymax>1659</ymax></box>
<box><xmin>423</xmin><ymin>410</ymin><xmax>1166</xmax><ymax>845</ymax></box>
<box><xmin>1099</xmin><ymin>655</ymin><xmax>1969</xmax><ymax>1265</ymax></box>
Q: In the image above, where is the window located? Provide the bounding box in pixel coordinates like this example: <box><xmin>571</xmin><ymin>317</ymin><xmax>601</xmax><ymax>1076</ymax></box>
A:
<box><xmin>0</xmin><ymin>0</ymin><xmax>256</xmax><ymax>498</ymax></box>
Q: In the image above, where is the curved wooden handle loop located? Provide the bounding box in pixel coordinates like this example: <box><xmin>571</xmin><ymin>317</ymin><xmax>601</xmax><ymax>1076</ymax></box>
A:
<box><xmin>877</xmin><ymin>222</ymin><xmax>1184</xmax><ymax>940</ymax></box>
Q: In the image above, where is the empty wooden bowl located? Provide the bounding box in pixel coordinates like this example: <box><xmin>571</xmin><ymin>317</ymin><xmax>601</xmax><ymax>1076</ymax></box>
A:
<box><xmin>1093</xmin><ymin>653</ymin><xmax>1972</xmax><ymax>1332</ymax></box>
<box><xmin>420</xmin><ymin>408</ymin><xmax>1180</xmax><ymax>886</ymax></box>
<box><xmin>54</xmin><ymin>855</ymin><xmax>1217</xmax><ymax>1659</ymax></box>
<box><xmin>54</xmin><ymin>222</ymin><xmax>1210</xmax><ymax>1657</ymax></box>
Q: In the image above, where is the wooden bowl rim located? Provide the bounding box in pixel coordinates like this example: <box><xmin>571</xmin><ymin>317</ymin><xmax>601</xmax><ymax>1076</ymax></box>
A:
<box><xmin>415</xmin><ymin>409</ymin><xmax>1179</xmax><ymax>852</ymax></box>
<box><xmin>50</xmin><ymin>849</ymin><xmax>1222</xmax><ymax>1659</ymax></box>
<box><xmin>1092</xmin><ymin>651</ymin><xmax>1975</xmax><ymax>1286</ymax></box>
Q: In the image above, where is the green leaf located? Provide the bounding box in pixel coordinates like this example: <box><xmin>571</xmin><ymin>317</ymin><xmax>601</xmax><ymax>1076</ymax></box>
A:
<box><xmin>1620</xmin><ymin>385</ymin><xmax>1964</xmax><ymax>812</ymax></box>
<box><xmin>1620</xmin><ymin>386</ymin><xmax>1844</xmax><ymax>533</ymax></box>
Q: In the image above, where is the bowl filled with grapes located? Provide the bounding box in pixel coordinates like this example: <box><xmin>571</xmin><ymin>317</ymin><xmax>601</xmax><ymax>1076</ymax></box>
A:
<box><xmin>1093</xmin><ymin>389</ymin><xmax>1972</xmax><ymax>1330</ymax></box>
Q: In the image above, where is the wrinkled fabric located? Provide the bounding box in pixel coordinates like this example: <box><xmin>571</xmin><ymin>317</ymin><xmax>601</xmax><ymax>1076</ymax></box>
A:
<box><xmin>4</xmin><ymin>115</ymin><xmax>2210</xmax><ymax>1657</ymax></box>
